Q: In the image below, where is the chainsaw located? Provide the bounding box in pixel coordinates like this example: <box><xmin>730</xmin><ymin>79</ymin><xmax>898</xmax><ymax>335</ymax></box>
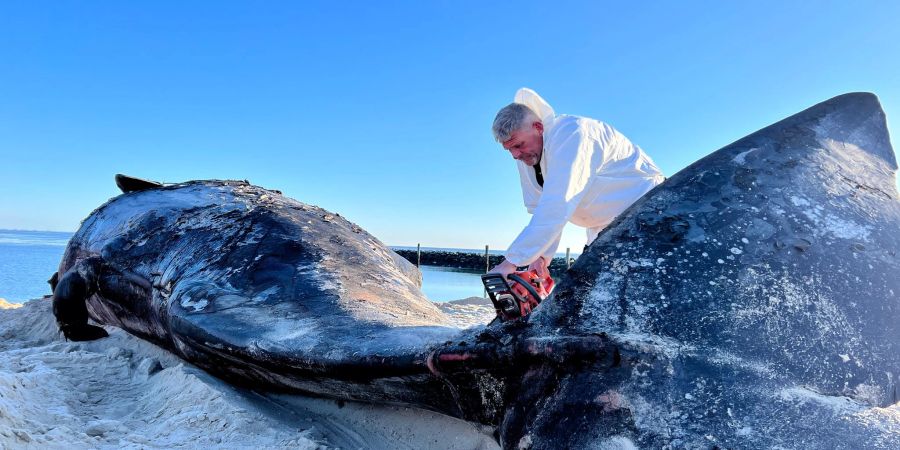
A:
<box><xmin>481</xmin><ymin>269</ymin><xmax>555</xmax><ymax>322</ymax></box>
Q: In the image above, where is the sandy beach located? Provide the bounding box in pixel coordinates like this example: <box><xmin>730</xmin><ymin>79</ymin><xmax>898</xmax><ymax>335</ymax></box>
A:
<box><xmin>0</xmin><ymin>297</ymin><xmax>499</xmax><ymax>449</ymax></box>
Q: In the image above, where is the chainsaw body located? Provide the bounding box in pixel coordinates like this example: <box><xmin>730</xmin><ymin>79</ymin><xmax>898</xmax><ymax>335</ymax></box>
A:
<box><xmin>481</xmin><ymin>269</ymin><xmax>554</xmax><ymax>322</ymax></box>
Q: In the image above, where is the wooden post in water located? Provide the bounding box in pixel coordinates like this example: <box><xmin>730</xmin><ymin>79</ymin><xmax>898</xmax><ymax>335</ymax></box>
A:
<box><xmin>566</xmin><ymin>247</ymin><xmax>571</xmax><ymax>269</ymax></box>
<box><xmin>484</xmin><ymin>245</ymin><xmax>490</xmax><ymax>298</ymax></box>
<box><xmin>416</xmin><ymin>243</ymin><xmax>421</xmax><ymax>267</ymax></box>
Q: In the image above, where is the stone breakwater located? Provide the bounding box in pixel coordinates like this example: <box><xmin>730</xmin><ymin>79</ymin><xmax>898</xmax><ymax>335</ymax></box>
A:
<box><xmin>392</xmin><ymin>249</ymin><xmax>574</xmax><ymax>275</ymax></box>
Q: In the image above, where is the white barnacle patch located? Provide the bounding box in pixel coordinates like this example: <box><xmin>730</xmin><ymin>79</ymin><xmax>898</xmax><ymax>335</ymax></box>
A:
<box><xmin>791</xmin><ymin>196</ymin><xmax>872</xmax><ymax>241</ymax></box>
<box><xmin>259</xmin><ymin>318</ymin><xmax>320</xmax><ymax>344</ymax></box>
<box><xmin>610</xmin><ymin>331</ymin><xmax>690</xmax><ymax>360</ymax></box>
<box><xmin>584</xmin><ymin>272</ymin><xmax>628</xmax><ymax>329</ymax></box>
<box><xmin>707</xmin><ymin>349</ymin><xmax>775</xmax><ymax>377</ymax></box>
<box><xmin>252</xmin><ymin>286</ymin><xmax>280</xmax><ymax>303</ymax></box>
<box><xmin>790</xmin><ymin>196</ymin><xmax>811</xmax><ymax>207</ymax></box>
<box><xmin>295</xmin><ymin>262</ymin><xmax>341</xmax><ymax>292</ymax></box>
<box><xmin>732</xmin><ymin>148</ymin><xmax>758</xmax><ymax>165</ymax></box>
<box><xmin>631</xmin><ymin>258</ymin><xmax>654</xmax><ymax>268</ymax></box>
<box><xmin>853</xmin><ymin>383</ymin><xmax>885</xmax><ymax>406</ymax></box>
<box><xmin>729</xmin><ymin>266</ymin><xmax>865</xmax><ymax>373</ymax></box>
<box><xmin>777</xmin><ymin>386</ymin><xmax>865</xmax><ymax>413</ymax></box>
<box><xmin>729</xmin><ymin>247</ymin><xmax>743</xmax><ymax>255</ymax></box>
<box><xmin>516</xmin><ymin>433</ymin><xmax>533</xmax><ymax>449</ymax></box>
<box><xmin>595</xmin><ymin>436</ymin><xmax>638</xmax><ymax>450</ymax></box>
<box><xmin>180</xmin><ymin>295</ymin><xmax>209</xmax><ymax>312</ymax></box>
<box><xmin>821</xmin><ymin>215</ymin><xmax>872</xmax><ymax>240</ymax></box>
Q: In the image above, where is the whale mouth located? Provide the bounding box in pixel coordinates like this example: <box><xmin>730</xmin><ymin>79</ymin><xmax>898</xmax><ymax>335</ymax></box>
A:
<box><xmin>427</xmin><ymin>330</ymin><xmax>624</xmax><ymax>438</ymax></box>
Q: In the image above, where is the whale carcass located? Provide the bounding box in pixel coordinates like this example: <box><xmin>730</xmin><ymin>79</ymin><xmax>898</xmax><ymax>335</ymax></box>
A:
<box><xmin>53</xmin><ymin>93</ymin><xmax>900</xmax><ymax>448</ymax></box>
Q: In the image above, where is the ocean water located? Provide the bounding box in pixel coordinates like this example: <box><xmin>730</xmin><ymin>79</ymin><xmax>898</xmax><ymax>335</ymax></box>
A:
<box><xmin>0</xmin><ymin>229</ymin><xmax>485</xmax><ymax>304</ymax></box>
<box><xmin>0</xmin><ymin>230</ymin><xmax>71</xmax><ymax>302</ymax></box>
<box><xmin>417</xmin><ymin>265</ymin><xmax>485</xmax><ymax>301</ymax></box>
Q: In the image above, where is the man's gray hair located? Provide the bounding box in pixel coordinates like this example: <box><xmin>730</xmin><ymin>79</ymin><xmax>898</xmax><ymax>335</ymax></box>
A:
<box><xmin>492</xmin><ymin>103</ymin><xmax>541</xmax><ymax>142</ymax></box>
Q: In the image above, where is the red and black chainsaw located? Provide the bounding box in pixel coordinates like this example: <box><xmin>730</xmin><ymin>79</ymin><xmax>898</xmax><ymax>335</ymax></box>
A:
<box><xmin>481</xmin><ymin>269</ymin><xmax>554</xmax><ymax>322</ymax></box>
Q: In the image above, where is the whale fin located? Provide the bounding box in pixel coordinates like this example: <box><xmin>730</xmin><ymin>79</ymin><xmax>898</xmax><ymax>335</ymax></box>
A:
<box><xmin>52</xmin><ymin>258</ymin><xmax>109</xmax><ymax>341</ymax></box>
<box><xmin>47</xmin><ymin>271</ymin><xmax>59</xmax><ymax>292</ymax></box>
<box><xmin>115</xmin><ymin>173</ymin><xmax>163</xmax><ymax>193</ymax></box>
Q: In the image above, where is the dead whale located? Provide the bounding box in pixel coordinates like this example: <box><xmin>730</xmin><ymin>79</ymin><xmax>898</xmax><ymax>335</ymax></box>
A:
<box><xmin>52</xmin><ymin>179</ymin><xmax>464</xmax><ymax>409</ymax></box>
<box><xmin>53</xmin><ymin>92</ymin><xmax>899</xmax><ymax>449</ymax></box>
<box><xmin>431</xmin><ymin>92</ymin><xmax>900</xmax><ymax>448</ymax></box>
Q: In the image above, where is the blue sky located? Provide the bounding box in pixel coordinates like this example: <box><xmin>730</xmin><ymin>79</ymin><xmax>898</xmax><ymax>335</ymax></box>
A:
<box><xmin>2</xmin><ymin>1</ymin><xmax>898</xmax><ymax>252</ymax></box>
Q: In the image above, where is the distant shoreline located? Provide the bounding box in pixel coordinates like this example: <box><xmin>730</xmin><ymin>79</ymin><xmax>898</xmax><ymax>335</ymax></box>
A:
<box><xmin>390</xmin><ymin>245</ymin><xmax>581</xmax><ymax>259</ymax></box>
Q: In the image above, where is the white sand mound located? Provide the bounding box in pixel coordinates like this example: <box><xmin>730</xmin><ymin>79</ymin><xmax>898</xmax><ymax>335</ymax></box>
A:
<box><xmin>0</xmin><ymin>297</ymin><xmax>22</xmax><ymax>309</ymax></box>
<box><xmin>0</xmin><ymin>298</ymin><xmax>498</xmax><ymax>449</ymax></box>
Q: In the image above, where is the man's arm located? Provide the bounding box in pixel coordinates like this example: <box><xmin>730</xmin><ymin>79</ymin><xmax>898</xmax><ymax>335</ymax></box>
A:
<box><xmin>503</xmin><ymin>120</ymin><xmax>604</xmax><ymax>266</ymax></box>
<box><xmin>488</xmin><ymin>259</ymin><xmax>519</xmax><ymax>278</ymax></box>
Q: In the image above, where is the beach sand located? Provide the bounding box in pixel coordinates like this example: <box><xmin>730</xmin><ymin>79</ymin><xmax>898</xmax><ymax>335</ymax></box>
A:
<box><xmin>0</xmin><ymin>297</ymin><xmax>498</xmax><ymax>449</ymax></box>
<box><xmin>0</xmin><ymin>298</ymin><xmax>21</xmax><ymax>309</ymax></box>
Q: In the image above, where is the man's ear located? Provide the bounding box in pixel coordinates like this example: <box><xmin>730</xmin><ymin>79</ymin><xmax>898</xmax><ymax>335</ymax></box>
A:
<box><xmin>533</xmin><ymin>121</ymin><xmax>544</xmax><ymax>134</ymax></box>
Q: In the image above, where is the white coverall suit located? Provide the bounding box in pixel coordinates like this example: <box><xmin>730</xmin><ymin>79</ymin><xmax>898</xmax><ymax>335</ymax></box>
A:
<box><xmin>503</xmin><ymin>88</ymin><xmax>665</xmax><ymax>266</ymax></box>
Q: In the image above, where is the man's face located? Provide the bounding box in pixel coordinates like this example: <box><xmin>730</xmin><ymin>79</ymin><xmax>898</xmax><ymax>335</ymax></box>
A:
<box><xmin>502</xmin><ymin>121</ymin><xmax>544</xmax><ymax>166</ymax></box>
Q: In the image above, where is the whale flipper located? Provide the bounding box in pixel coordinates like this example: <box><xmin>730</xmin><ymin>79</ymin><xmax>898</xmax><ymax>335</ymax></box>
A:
<box><xmin>52</xmin><ymin>258</ymin><xmax>109</xmax><ymax>341</ymax></box>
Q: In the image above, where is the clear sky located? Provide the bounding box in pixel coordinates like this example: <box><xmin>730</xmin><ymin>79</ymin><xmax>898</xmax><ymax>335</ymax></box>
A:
<box><xmin>2</xmin><ymin>1</ymin><xmax>898</xmax><ymax>253</ymax></box>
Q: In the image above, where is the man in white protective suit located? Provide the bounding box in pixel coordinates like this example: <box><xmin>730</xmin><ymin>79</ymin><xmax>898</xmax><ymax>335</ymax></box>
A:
<box><xmin>488</xmin><ymin>88</ymin><xmax>665</xmax><ymax>279</ymax></box>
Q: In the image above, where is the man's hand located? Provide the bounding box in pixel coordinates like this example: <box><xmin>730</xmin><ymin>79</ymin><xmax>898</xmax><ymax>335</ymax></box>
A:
<box><xmin>528</xmin><ymin>256</ymin><xmax>549</xmax><ymax>278</ymax></box>
<box><xmin>488</xmin><ymin>260</ymin><xmax>518</xmax><ymax>279</ymax></box>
